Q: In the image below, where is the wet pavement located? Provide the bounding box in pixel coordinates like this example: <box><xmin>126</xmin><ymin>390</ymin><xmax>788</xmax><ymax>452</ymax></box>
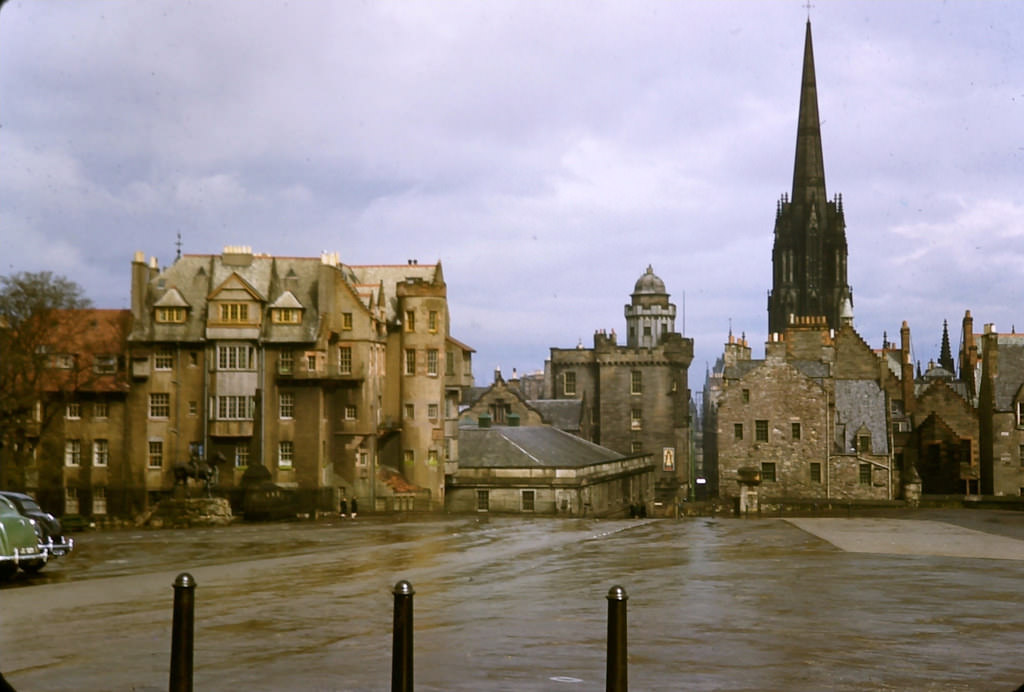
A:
<box><xmin>3</xmin><ymin>510</ymin><xmax>1024</xmax><ymax>691</ymax></box>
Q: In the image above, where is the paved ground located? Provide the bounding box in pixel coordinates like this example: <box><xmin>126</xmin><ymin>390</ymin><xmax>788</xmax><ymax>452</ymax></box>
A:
<box><xmin>3</xmin><ymin>510</ymin><xmax>1024</xmax><ymax>691</ymax></box>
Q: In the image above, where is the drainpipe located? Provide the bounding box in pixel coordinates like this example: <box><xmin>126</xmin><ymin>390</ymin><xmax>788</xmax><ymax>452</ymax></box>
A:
<box><xmin>825</xmin><ymin>388</ymin><xmax>830</xmax><ymax>500</ymax></box>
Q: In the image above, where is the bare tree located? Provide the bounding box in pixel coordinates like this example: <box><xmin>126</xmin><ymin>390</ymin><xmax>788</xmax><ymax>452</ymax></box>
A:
<box><xmin>0</xmin><ymin>271</ymin><xmax>93</xmax><ymax>490</ymax></box>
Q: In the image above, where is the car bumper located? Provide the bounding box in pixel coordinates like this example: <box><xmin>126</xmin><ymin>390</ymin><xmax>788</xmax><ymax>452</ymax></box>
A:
<box><xmin>0</xmin><ymin>545</ymin><xmax>47</xmax><ymax>566</ymax></box>
<box><xmin>42</xmin><ymin>536</ymin><xmax>74</xmax><ymax>557</ymax></box>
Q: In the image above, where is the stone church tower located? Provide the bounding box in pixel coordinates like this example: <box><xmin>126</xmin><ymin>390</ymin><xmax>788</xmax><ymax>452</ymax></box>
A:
<box><xmin>767</xmin><ymin>20</ymin><xmax>853</xmax><ymax>334</ymax></box>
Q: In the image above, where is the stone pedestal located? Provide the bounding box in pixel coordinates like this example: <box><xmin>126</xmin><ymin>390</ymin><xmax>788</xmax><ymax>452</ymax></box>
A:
<box><xmin>146</xmin><ymin>497</ymin><xmax>234</xmax><ymax>528</ymax></box>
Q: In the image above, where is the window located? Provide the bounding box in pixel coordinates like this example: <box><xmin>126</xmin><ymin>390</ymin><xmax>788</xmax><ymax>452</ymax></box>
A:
<box><xmin>188</xmin><ymin>401</ymin><xmax>198</xmax><ymax>416</ymax></box>
<box><xmin>761</xmin><ymin>462</ymin><xmax>776</xmax><ymax>482</ymax></box>
<box><xmin>94</xmin><ymin>401</ymin><xmax>109</xmax><ymax>418</ymax></box>
<box><xmin>858</xmin><ymin>435</ymin><xmax>871</xmax><ymax>454</ymax></box>
<box><xmin>405</xmin><ymin>349</ymin><xmax>416</xmax><ymax>375</ymax></box>
<box><xmin>279</xmin><ymin>392</ymin><xmax>294</xmax><ymax>419</ymax></box>
<box><xmin>631</xmin><ymin>440</ymin><xmax>642</xmax><ymax>453</ymax></box>
<box><xmin>792</xmin><ymin>422</ymin><xmax>801</xmax><ymax>440</ymax></box>
<box><xmin>734</xmin><ymin>423</ymin><xmax>743</xmax><ymax>441</ymax></box>
<box><xmin>189</xmin><ymin>351</ymin><xmax>198</xmax><ymax>366</ymax></box>
<box><xmin>405</xmin><ymin>310</ymin><xmax>415</xmax><ymax>331</ymax></box>
<box><xmin>428</xmin><ymin>310</ymin><xmax>438</xmax><ymax>333</ymax></box>
<box><xmin>522</xmin><ymin>490</ymin><xmax>535</xmax><ymax>512</ymax></box>
<box><xmin>477</xmin><ymin>490</ymin><xmax>489</xmax><ymax>512</ymax></box>
<box><xmin>218</xmin><ymin>303</ymin><xmax>249</xmax><ymax>323</ymax></box>
<box><xmin>563</xmin><ymin>371</ymin><xmax>577</xmax><ymax>396</ymax></box>
<box><xmin>1018</xmin><ymin>401</ymin><xmax>1024</xmax><ymax>427</ymax></box>
<box><xmin>278</xmin><ymin>441</ymin><xmax>294</xmax><ymax>469</ymax></box>
<box><xmin>428</xmin><ymin>403</ymin><xmax>439</xmax><ymax>420</ymax></box>
<box><xmin>427</xmin><ymin>349</ymin><xmax>439</xmax><ymax>376</ymax></box>
<box><xmin>339</xmin><ymin>346</ymin><xmax>352</xmax><ymax>374</ymax></box>
<box><xmin>279</xmin><ymin>351</ymin><xmax>294</xmax><ymax>374</ymax></box>
<box><xmin>156</xmin><ymin>306</ymin><xmax>186</xmax><ymax>323</ymax></box>
<box><xmin>235</xmin><ymin>445</ymin><xmax>249</xmax><ymax>468</ymax></box>
<box><xmin>403</xmin><ymin>450</ymin><xmax>414</xmax><ymax>466</ymax></box>
<box><xmin>52</xmin><ymin>353</ymin><xmax>74</xmax><ymax>369</ymax></box>
<box><xmin>345</xmin><ymin>405</ymin><xmax>357</xmax><ymax>420</ymax></box>
<box><xmin>149</xmin><ymin>393</ymin><xmax>170</xmax><ymax>418</ymax></box>
<box><xmin>94</xmin><ymin>355</ymin><xmax>117</xmax><ymax>374</ymax></box>
<box><xmin>65</xmin><ymin>439</ymin><xmax>81</xmax><ymax>466</ymax></box>
<box><xmin>859</xmin><ymin>463</ymin><xmax>871</xmax><ymax>485</ymax></box>
<box><xmin>92</xmin><ymin>487</ymin><xmax>107</xmax><ymax>515</ymax></box>
<box><xmin>755</xmin><ymin>420</ymin><xmax>769</xmax><ymax>442</ymax></box>
<box><xmin>427</xmin><ymin>449</ymin><xmax>438</xmax><ymax>467</ymax></box>
<box><xmin>64</xmin><ymin>487</ymin><xmax>79</xmax><ymax>515</ymax></box>
<box><xmin>643</xmin><ymin>325</ymin><xmax>652</xmax><ymax>337</ymax></box>
<box><xmin>217</xmin><ymin>395</ymin><xmax>253</xmax><ymax>420</ymax></box>
<box><xmin>189</xmin><ymin>441</ymin><xmax>203</xmax><ymax>459</ymax></box>
<box><xmin>810</xmin><ymin>462</ymin><xmax>821</xmax><ymax>483</ymax></box>
<box><xmin>148</xmin><ymin>440</ymin><xmax>163</xmax><ymax>468</ymax></box>
<box><xmin>218</xmin><ymin>345</ymin><xmax>254</xmax><ymax>370</ymax></box>
<box><xmin>342</xmin><ymin>312</ymin><xmax>353</xmax><ymax>330</ymax></box>
<box><xmin>306</xmin><ymin>353</ymin><xmax>318</xmax><ymax>371</ymax></box>
<box><xmin>891</xmin><ymin>399</ymin><xmax>905</xmax><ymax>416</ymax></box>
<box><xmin>446</xmin><ymin>350</ymin><xmax>455</xmax><ymax>376</ymax></box>
<box><xmin>66</xmin><ymin>402</ymin><xmax>81</xmax><ymax>419</ymax></box>
<box><xmin>154</xmin><ymin>350</ymin><xmax>173</xmax><ymax>370</ymax></box>
<box><xmin>405</xmin><ymin>403</ymin><xmax>414</xmax><ymax>419</ymax></box>
<box><xmin>631</xmin><ymin>408</ymin><xmax>642</xmax><ymax>430</ymax></box>
<box><xmin>742</xmin><ymin>389</ymin><xmax>750</xmax><ymax>403</ymax></box>
<box><xmin>272</xmin><ymin>308</ymin><xmax>300</xmax><ymax>324</ymax></box>
<box><xmin>1019</xmin><ymin>445</ymin><xmax>1024</xmax><ymax>467</ymax></box>
<box><xmin>93</xmin><ymin>439</ymin><xmax>109</xmax><ymax>467</ymax></box>
<box><xmin>631</xmin><ymin>370</ymin><xmax>642</xmax><ymax>395</ymax></box>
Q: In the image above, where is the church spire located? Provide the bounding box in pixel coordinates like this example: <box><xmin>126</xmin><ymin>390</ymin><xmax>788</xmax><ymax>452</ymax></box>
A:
<box><xmin>792</xmin><ymin>20</ymin><xmax>827</xmax><ymax>205</ymax></box>
<box><xmin>939</xmin><ymin>319</ymin><xmax>955</xmax><ymax>373</ymax></box>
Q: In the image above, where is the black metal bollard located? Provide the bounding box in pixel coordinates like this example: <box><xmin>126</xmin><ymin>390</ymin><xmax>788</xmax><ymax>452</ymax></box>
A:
<box><xmin>391</xmin><ymin>580</ymin><xmax>415</xmax><ymax>692</ymax></box>
<box><xmin>169</xmin><ymin>572</ymin><xmax>196</xmax><ymax>692</ymax></box>
<box><xmin>606</xmin><ymin>585</ymin><xmax>628</xmax><ymax>692</ymax></box>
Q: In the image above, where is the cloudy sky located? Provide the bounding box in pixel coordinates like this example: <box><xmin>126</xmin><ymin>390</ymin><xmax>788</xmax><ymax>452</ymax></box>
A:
<box><xmin>2</xmin><ymin>1</ymin><xmax>1022</xmax><ymax>390</ymax></box>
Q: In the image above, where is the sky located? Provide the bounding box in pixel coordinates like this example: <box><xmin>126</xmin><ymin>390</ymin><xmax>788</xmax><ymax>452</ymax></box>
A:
<box><xmin>2</xmin><ymin>1</ymin><xmax>1022</xmax><ymax>392</ymax></box>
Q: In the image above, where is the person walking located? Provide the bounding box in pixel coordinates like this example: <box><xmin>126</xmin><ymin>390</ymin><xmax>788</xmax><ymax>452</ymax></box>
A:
<box><xmin>339</xmin><ymin>495</ymin><xmax>348</xmax><ymax>519</ymax></box>
<box><xmin>350</xmin><ymin>497</ymin><xmax>358</xmax><ymax>519</ymax></box>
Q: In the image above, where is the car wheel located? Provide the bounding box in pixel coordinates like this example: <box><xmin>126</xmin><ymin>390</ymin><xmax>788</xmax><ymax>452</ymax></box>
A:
<box><xmin>0</xmin><ymin>563</ymin><xmax>16</xmax><ymax>581</ymax></box>
<box><xmin>21</xmin><ymin>558</ymin><xmax>47</xmax><ymax>574</ymax></box>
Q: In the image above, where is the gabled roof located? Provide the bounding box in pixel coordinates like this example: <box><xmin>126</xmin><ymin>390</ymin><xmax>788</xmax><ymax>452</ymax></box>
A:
<box><xmin>458</xmin><ymin>425</ymin><xmax>627</xmax><ymax>469</ymax></box>
<box><xmin>208</xmin><ymin>272</ymin><xmax>265</xmax><ymax>302</ymax></box>
<box><xmin>268</xmin><ymin>290</ymin><xmax>303</xmax><ymax>309</ymax></box>
<box><xmin>153</xmin><ymin>287</ymin><xmax>189</xmax><ymax>308</ymax></box>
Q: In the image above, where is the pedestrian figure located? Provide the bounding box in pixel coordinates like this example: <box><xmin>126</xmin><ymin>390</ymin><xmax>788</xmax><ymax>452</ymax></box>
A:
<box><xmin>350</xmin><ymin>497</ymin><xmax>358</xmax><ymax>519</ymax></box>
<box><xmin>339</xmin><ymin>495</ymin><xmax>348</xmax><ymax>519</ymax></box>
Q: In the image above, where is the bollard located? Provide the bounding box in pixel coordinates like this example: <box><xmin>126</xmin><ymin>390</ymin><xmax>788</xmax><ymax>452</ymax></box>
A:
<box><xmin>391</xmin><ymin>580</ymin><xmax>415</xmax><ymax>692</ymax></box>
<box><xmin>606</xmin><ymin>585</ymin><xmax>628</xmax><ymax>692</ymax></box>
<box><xmin>169</xmin><ymin>572</ymin><xmax>196</xmax><ymax>692</ymax></box>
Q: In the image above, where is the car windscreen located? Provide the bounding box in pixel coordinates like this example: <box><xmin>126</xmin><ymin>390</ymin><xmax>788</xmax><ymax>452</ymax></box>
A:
<box><xmin>21</xmin><ymin>499</ymin><xmax>43</xmax><ymax>513</ymax></box>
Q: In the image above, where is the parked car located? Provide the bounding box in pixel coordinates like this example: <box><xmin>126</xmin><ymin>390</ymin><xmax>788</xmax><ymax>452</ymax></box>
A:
<box><xmin>0</xmin><ymin>495</ymin><xmax>47</xmax><ymax>579</ymax></box>
<box><xmin>0</xmin><ymin>491</ymin><xmax>75</xmax><ymax>558</ymax></box>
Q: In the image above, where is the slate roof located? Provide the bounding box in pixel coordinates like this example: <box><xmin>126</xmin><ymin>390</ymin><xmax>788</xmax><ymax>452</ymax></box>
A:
<box><xmin>458</xmin><ymin>425</ymin><xmax>627</xmax><ymax>469</ymax></box>
<box><xmin>527</xmin><ymin>399</ymin><xmax>583</xmax><ymax>431</ymax></box>
<box><xmin>349</xmin><ymin>263</ymin><xmax>440</xmax><ymax>322</ymax></box>
<box><xmin>834</xmin><ymin>379</ymin><xmax>888</xmax><ymax>455</ymax></box>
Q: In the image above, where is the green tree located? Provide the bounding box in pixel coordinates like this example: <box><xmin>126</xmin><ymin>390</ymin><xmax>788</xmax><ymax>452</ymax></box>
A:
<box><xmin>0</xmin><ymin>271</ymin><xmax>92</xmax><ymax>490</ymax></box>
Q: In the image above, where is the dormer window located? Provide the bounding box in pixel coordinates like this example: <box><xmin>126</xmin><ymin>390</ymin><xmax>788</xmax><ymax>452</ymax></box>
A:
<box><xmin>272</xmin><ymin>308</ymin><xmax>301</xmax><ymax>324</ymax></box>
<box><xmin>156</xmin><ymin>307</ymin><xmax>187</xmax><ymax>323</ymax></box>
<box><xmin>220</xmin><ymin>303</ymin><xmax>249</xmax><ymax>323</ymax></box>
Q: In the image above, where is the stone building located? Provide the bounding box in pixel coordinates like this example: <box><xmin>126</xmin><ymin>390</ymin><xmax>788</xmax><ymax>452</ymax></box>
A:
<box><xmin>448</xmin><ymin>417</ymin><xmax>654</xmax><ymax>516</ymax></box>
<box><xmin>978</xmin><ymin>323</ymin><xmax>1024</xmax><ymax>496</ymax></box>
<box><xmin>460</xmin><ymin>368</ymin><xmax>590</xmax><ymax>437</ymax></box>
<box><xmin>707</xmin><ymin>319</ymin><xmax>896</xmax><ymax>505</ymax></box>
<box><xmin>547</xmin><ymin>266</ymin><xmax>693</xmax><ymax>506</ymax></box>
<box><xmin>33</xmin><ymin>247</ymin><xmax>476</xmax><ymax>519</ymax></box>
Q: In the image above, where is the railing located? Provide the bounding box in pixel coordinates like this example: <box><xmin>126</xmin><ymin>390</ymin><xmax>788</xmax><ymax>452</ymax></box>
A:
<box><xmin>167</xmin><ymin>574</ymin><xmax>631</xmax><ymax>692</ymax></box>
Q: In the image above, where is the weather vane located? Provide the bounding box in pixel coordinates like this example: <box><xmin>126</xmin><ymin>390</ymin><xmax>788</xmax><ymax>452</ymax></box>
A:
<box><xmin>804</xmin><ymin>0</ymin><xmax>814</xmax><ymax>20</ymax></box>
